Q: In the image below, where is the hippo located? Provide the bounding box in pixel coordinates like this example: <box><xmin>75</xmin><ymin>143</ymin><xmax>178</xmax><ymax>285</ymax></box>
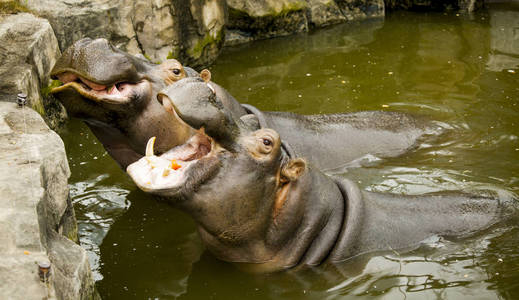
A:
<box><xmin>126</xmin><ymin>79</ymin><xmax>517</xmax><ymax>272</ymax></box>
<box><xmin>50</xmin><ymin>38</ymin><xmax>245</xmax><ymax>168</ymax></box>
<box><xmin>51</xmin><ymin>38</ymin><xmax>442</xmax><ymax>171</ymax></box>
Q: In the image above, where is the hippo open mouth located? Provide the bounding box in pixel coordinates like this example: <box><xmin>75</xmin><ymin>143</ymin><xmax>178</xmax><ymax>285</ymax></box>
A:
<box><xmin>50</xmin><ymin>72</ymin><xmax>148</xmax><ymax>104</ymax></box>
<box><xmin>127</xmin><ymin>129</ymin><xmax>219</xmax><ymax>194</ymax></box>
<box><xmin>127</xmin><ymin>76</ymin><xmax>244</xmax><ymax>196</ymax></box>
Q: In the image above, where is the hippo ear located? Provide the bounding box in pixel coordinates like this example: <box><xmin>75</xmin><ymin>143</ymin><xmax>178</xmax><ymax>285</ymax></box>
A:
<box><xmin>200</xmin><ymin>69</ymin><xmax>211</xmax><ymax>83</ymax></box>
<box><xmin>281</xmin><ymin>158</ymin><xmax>306</xmax><ymax>182</ymax></box>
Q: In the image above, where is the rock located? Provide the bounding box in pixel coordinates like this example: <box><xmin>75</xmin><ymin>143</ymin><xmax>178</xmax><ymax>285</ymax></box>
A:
<box><xmin>25</xmin><ymin>0</ymin><xmax>227</xmax><ymax>67</ymax></box>
<box><xmin>0</xmin><ymin>13</ymin><xmax>65</xmax><ymax>127</ymax></box>
<box><xmin>226</xmin><ymin>0</ymin><xmax>309</xmax><ymax>41</ymax></box>
<box><xmin>171</xmin><ymin>0</ymin><xmax>227</xmax><ymax>67</ymax></box>
<box><xmin>334</xmin><ymin>0</ymin><xmax>384</xmax><ymax>21</ymax></box>
<box><xmin>25</xmin><ymin>0</ymin><xmax>137</xmax><ymax>55</ymax></box>
<box><xmin>0</xmin><ymin>12</ymin><xmax>97</xmax><ymax>299</ymax></box>
<box><xmin>0</xmin><ymin>0</ymin><xmax>31</xmax><ymax>14</ymax></box>
<box><xmin>307</xmin><ymin>0</ymin><xmax>346</xmax><ymax>28</ymax></box>
<box><xmin>132</xmin><ymin>0</ymin><xmax>177</xmax><ymax>62</ymax></box>
<box><xmin>0</xmin><ymin>102</ymin><xmax>98</xmax><ymax>299</ymax></box>
<box><xmin>225</xmin><ymin>0</ymin><xmax>385</xmax><ymax>46</ymax></box>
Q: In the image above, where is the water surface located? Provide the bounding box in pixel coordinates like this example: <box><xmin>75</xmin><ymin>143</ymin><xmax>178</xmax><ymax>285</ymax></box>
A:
<box><xmin>60</xmin><ymin>4</ymin><xmax>518</xmax><ymax>299</ymax></box>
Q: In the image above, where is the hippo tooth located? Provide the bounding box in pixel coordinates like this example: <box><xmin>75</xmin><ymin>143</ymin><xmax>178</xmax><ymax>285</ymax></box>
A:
<box><xmin>146</xmin><ymin>136</ymin><xmax>156</xmax><ymax>157</ymax></box>
<box><xmin>207</xmin><ymin>83</ymin><xmax>215</xmax><ymax>94</ymax></box>
<box><xmin>108</xmin><ymin>85</ymin><xmax>117</xmax><ymax>94</ymax></box>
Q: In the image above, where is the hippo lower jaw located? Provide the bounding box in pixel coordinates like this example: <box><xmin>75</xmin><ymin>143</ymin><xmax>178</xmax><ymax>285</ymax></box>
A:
<box><xmin>127</xmin><ymin>130</ymin><xmax>218</xmax><ymax>195</ymax></box>
<box><xmin>51</xmin><ymin>74</ymin><xmax>149</xmax><ymax>105</ymax></box>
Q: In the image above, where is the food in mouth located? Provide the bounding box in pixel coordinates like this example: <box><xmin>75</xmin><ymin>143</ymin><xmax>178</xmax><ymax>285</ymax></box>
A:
<box><xmin>171</xmin><ymin>160</ymin><xmax>182</xmax><ymax>170</ymax></box>
<box><xmin>128</xmin><ymin>129</ymin><xmax>214</xmax><ymax>191</ymax></box>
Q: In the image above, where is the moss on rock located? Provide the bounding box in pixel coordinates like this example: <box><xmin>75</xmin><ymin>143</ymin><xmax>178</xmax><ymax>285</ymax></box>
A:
<box><xmin>41</xmin><ymin>80</ymin><xmax>68</xmax><ymax>129</ymax></box>
<box><xmin>271</xmin><ymin>1</ymin><xmax>307</xmax><ymax>16</ymax></box>
<box><xmin>167</xmin><ymin>47</ymin><xmax>181</xmax><ymax>60</ymax></box>
<box><xmin>41</xmin><ymin>79</ymin><xmax>62</xmax><ymax>98</ymax></box>
<box><xmin>0</xmin><ymin>0</ymin><xmax>30</xmax><ymax>14</ymax></box>
<box><xmin>188</xmin><ymin>30</ymin><xmax>224</xmax><ymax>60</ymax></box>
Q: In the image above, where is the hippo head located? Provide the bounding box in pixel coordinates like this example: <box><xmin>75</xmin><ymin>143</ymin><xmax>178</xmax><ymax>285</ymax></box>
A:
<box><xmin>49</xmin><ymin>38</ymin><xmax>202</xmax><ymax>168</ymax></box>
<box><xmin>49</xmin><ymin>38</ymin><xmax>246</xmax><ymax>169</ymax></box>
<box><xmin>127</xmin><ymin>77</ymin><xmax>311</xmax><ymax>268</ymax></box>
<box><xmin>50</xmin><ymin>37</ymin><xmax>194</xmax><ymax>117</ymax></box>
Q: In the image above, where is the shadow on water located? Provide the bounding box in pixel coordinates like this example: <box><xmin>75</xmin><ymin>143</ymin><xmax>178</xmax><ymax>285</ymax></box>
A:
<box><xmin>59</xmin><ymin>2</ymin><xmax>519</xmax><ymax>299</ymax></box>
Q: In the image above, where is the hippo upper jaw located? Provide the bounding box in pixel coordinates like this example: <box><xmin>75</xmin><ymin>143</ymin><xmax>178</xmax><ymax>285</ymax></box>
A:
<box><xmin>50</xmin><ymin>37</ymin><xmax>188</xmax><ymax>107</ymax></box>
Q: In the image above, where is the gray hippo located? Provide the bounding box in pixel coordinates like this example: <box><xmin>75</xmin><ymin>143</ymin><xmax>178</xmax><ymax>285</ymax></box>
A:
<box><xmin>50</xmin><ymin>38</ymin><xmax>441</xmax><ymax>170</ymax></box>
<box><xmin>50</xmin><ymin>38</ymin><xmax>244</xmax><ymax>168</ymax></box>
<box><xmin>126</xmin><ymin>78</ymin><xmax>517</xmax><ymax>272</ymax></box>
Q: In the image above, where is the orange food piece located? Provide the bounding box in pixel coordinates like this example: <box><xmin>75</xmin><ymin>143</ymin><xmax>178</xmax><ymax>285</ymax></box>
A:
<box><xmin>171</xmin><ymin>160</ymin><xmax>181</xmax><ymax>170</ymax></box>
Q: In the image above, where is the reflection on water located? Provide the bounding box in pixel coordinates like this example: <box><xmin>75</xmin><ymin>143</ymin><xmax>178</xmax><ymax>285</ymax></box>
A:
<box><xmin>60</xmin><ymin>2</ymin><xmax>518</xmax><ymax>299</ymax></box>
<box><xmin>70</xmin><ymin>175</ymin><xmax>130</xmax><ymax>281</ymax></box>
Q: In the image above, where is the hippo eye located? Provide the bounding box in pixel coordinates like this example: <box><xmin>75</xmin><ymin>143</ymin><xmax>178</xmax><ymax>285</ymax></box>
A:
<box><xmin>172</xmin><ymin>68</ymin><xmax>181</xmax><ymax>75</ymax></box>
<box><xmin>254</xmin><ymin>132</ymin><xmax>277</xmax><ymax>156</ymax></box>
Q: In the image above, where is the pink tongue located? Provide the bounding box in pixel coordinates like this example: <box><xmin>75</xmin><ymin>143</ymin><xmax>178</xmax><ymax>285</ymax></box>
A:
<box><xmin>79</xmin><ymin>76</ymin><xmax>107</xmax><ymax>91</ymax></box>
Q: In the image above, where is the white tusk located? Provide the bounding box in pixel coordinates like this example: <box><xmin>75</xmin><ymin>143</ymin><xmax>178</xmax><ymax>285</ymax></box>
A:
<box><xmin>146</xmin><ymin>136</ymin><xmax>156</xmax><ymax>157</ymax></box>
<box><xmin>207</xmin><ymin>83</ymin><xmax>215</xmax><ymax>94</ymax></box>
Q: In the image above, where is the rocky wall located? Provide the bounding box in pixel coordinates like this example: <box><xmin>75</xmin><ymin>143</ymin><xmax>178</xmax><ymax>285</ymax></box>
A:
<box><xmin>14</xmin><ymin>0</ymin><xmax>484</xmax><ymax>67</ymax></box>
<box><xmin>0</xmin><ymin>102</ymin><xmax>98</xmax><ymax>299</ymax></box>
<box><xmin>25</xmin><ymin>0</ymin><xmax>227</xmax><ymax>68</ymax></box>
<box><xmin>0</xmin><ymin>13</ymin><xmax>66</xmax><ymax>129</ymax></box>
<box><xmin>0</xmin><ymin>11</ymin><xmax>97</xmax><ymax>300</ymax></box>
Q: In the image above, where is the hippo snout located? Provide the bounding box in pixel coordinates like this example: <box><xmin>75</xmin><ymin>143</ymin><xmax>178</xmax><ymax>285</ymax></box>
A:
<box><xmin>157</xmin><ymin>78</ymin><xmax>240</xmax><ymax>148</ymax></box>
<box><xmin>51</xmin><ymin>37</ymin><xmax>142</xmax><ymax>85</ymax></box>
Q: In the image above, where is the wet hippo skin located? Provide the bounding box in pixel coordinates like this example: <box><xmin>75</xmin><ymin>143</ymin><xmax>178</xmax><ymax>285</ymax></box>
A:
<box><xmin>126</xmin><ymin>79</ymin><xmax>517</xmax><ymax>272</ymax></box>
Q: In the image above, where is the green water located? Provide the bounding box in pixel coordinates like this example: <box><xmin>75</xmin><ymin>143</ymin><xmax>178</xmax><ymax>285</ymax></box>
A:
<box><xmin>60</xmin><ymin>4</ymin><xmax>519</xmax><ymax>299</ymax></box>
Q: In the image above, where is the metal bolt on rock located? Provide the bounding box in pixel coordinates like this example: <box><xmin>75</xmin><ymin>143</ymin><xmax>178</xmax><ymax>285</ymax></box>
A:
<box><xmin>38</xmin><ymin>261</ymin><xmax>51</xmax><ymax>282</ymax></box>
<box><xmin>17</xmin><ymin>93</ymin><xmax>27</xmax><ymax>107</ymax></box>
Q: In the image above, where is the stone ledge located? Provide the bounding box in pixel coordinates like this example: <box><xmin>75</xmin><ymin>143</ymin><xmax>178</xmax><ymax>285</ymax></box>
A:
<box><xmin>0</xmin><ymin>102</ymin><xmax>98</xmax><ymax>299</ymax></box>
